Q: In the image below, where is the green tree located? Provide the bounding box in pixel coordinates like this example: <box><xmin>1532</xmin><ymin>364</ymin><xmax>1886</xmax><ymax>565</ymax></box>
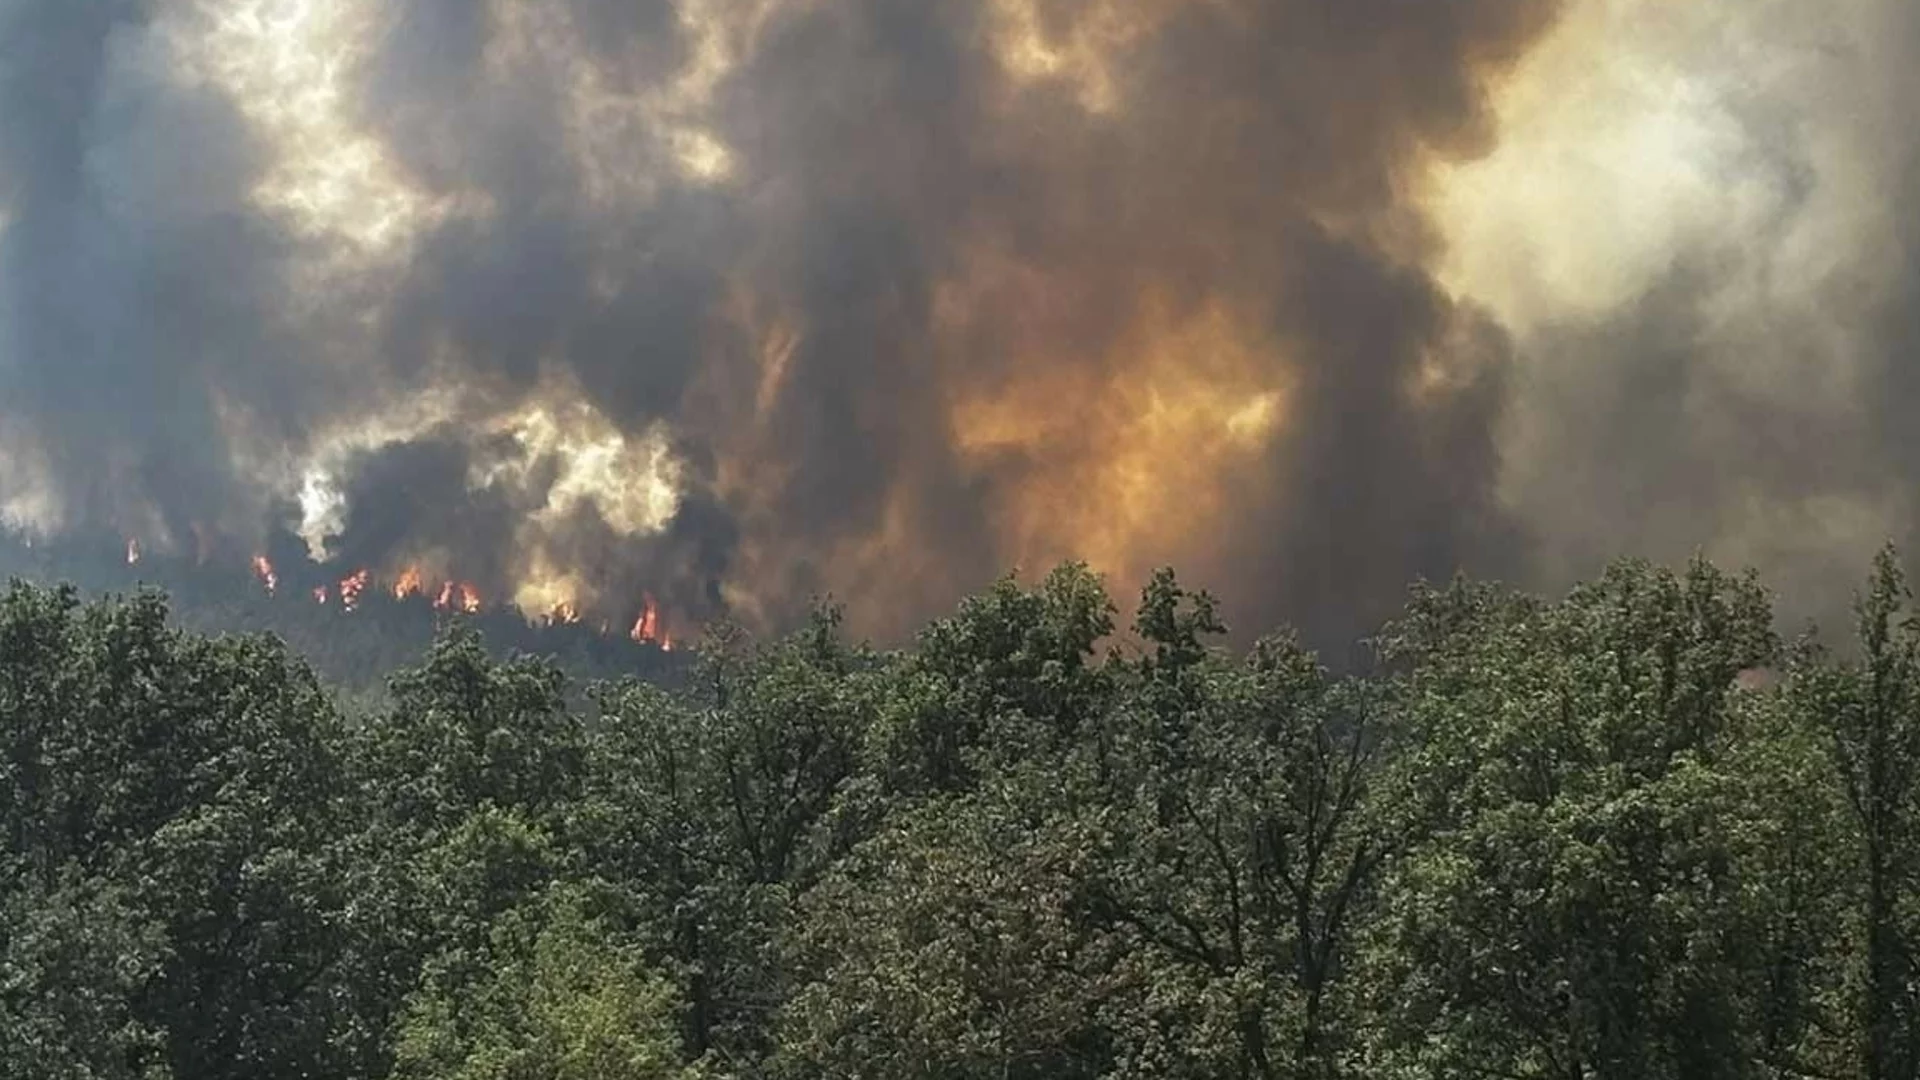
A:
<box><xmin>1073</xmin><ymin>572</ymin><xmax>1387</xmax><ymax>1079</ymax></box>
<box><xmin>777</xmin><ymin>789</ymin><xmax>1111</xmax><ymax>1080</ymax></box>
<box><xmin>391</xmin><ymin>885</ymin><xmax>700</xmax><ymax>1080</ymax></box>
<box><xmin>0</xmin><ymin>866</ymin><xmax>169</xmax><ymax>1080</ymax></box>
<box><xmin>1799</xmin><ymin>546</ymin><xmax>1920</xmax><ymax>1080</ymax></box>
<box><xmin>580</xmin><ymin>608</ymin><xmax>871</xmax><ymax>1068</ymax></box>
<box><xmin>1358</xmin><ymin>559</ymin><xmax>1780</xmax><ymax>1080</ymax></box>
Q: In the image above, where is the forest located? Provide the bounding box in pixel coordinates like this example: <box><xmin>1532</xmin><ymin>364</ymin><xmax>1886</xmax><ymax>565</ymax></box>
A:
<box><xmin>5</xmin><ymin>549</ymin><xmax>1920</xmax><ymax>1080</ymax></box>
<box><xmin>0</xmin><ymin>530</ymin><xmax>684</xmax><ymax>704</ymax></box>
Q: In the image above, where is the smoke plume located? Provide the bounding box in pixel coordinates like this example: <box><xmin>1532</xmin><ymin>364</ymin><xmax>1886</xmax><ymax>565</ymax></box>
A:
<box><xmin>0</xmin><ymin>0</ymin><xmax>1913</xmax><ymax>645</ymax></box>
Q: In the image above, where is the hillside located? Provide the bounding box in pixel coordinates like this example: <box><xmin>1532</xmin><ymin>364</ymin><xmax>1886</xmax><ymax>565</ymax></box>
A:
<box><xmin>0</xmin><ymin>530</ymin><xmax>683</xmax><ymax>698</ymax></box>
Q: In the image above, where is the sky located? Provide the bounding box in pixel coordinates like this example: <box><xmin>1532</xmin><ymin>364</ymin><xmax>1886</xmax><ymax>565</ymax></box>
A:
<box><xmin>0</xmin><ymin>0</ymin><xmax>1914</xmax><ymax>645</ymax></box>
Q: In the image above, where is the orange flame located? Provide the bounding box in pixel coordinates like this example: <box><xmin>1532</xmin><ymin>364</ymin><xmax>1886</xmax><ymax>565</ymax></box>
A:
<box><xmin>312</xmin><ymin>585</ymin><xmax>329</xmax><ymax>605</ymax></box>
<box><xmin>339</xmin><ymin>569</ymin><xmax>370</xmax><ymax>612</ymax></box>
<box><xmin>630</xmin><ymin>593</ymin><xmax>666</xmax><ymax>647</ymax></box>
<box><xmin>251</xmin><ymin>555</ymin><xmax>278</xmax><ymax>595</ymax></box>
<box><xmin>549</xmin><ymin>602</ymin><xmax>580</xmax><ymax>626</ymax></box>
<box><xmin>392</xmin><ymin>566</ymin><xmax>423</xmax><ymax>600</ymax></box>
<box><xmin>434</xmin><ymin>580</ymin><xmax>482</xmax><ymax>614</ymax></box>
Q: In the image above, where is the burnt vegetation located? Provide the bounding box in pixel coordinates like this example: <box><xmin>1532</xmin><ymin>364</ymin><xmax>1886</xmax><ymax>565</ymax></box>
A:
<box><xmin>6</xmin><ymin>548</ymin><xmax>1920</xmax><ymax>1079</ymax></box>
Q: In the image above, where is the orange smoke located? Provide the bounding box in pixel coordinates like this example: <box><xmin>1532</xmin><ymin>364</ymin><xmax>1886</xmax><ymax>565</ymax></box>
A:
<box><xmin>944</xmin><ymin>288</ymin><xmax>1290</xmax><ymax>594</ymax></box>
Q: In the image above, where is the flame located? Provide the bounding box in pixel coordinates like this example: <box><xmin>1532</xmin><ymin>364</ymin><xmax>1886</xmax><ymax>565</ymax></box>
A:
<box><xmin>629</xmin><ymin>593</ymin><xmax>665</xmax><ymax>647</ymax></box>
<box><xmin>110</xmin><ymin>544</ymin><xmax>683</xmax><ymax>641</ymax></box>
<box><xmin>251</xmin><ymin>554</ymin><xmax>278</xmax><ymax>595</ymax></box>
<box><xmin>434</xmin><ymin>580</ymin><xmax>482</xmax><ymax>614</ymax></box>
<box><xmin>339</xmin><ymin>569</ymin><xmax>370</xmax><ymax>612</ymax></box>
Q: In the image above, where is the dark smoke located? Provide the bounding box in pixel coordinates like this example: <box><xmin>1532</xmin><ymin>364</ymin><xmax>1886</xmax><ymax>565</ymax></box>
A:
<box><xmin>3</xmin><ymin>0</ymin><xmax>1913</xmax><ymax>647</ymax></box>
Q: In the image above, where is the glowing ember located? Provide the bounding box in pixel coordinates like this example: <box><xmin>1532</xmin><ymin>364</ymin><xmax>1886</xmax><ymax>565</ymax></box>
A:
<box><xmin>392</xmin><ymin>566</ymin><xmax>423</xmax><ymax>599</ymax></box>
<box><xmin>251</xmin><ymin>554</ymin><xmax>278</xmax><ymax>595</ymax></box>
<box><xmin>312</xmin><ymin>585</ymin><xmax>329</xmax><ymax>605</ymax></box>
<box><xmin>339</xmin><ymin>569</ymin><xmax>370</xmax><ymax>612</ymax></box>
<box><xmin>125</xmin><ymin>538</ymin><xmax>141</xmax><ymax>565</ymax></box>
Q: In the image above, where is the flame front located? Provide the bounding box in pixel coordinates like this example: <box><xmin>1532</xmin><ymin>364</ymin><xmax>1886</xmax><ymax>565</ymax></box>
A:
<box><xmin>107</xmin><ymin>543</ymin><xmax>675</xmax><ymax>640</ymax></box>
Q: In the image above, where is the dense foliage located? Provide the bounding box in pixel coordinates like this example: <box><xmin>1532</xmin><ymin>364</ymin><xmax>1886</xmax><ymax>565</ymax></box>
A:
<box><xmin>6</xmin><ymin>551</ymin><xmax>1920</xmax><ymax>1078</ymax></box>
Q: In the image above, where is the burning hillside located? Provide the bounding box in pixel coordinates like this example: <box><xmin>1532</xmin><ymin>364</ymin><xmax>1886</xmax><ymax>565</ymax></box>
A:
<box><xmin>0</xmin><ymin>527</ymin><xmax>683</xmax><ymax>696</ymax></box>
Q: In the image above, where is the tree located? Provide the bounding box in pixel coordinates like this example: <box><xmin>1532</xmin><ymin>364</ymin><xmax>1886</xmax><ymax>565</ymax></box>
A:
<box><xmin>777</xmin><ymin>791</ymin><xmax>1111</xmax><ymax>1080</ymax></box>
<box><xmin>0</xmin><ymin>865</ymin><xmax>170</xmax><ymax>1080</ymax></box>
<box><xmin>1357</xmin><ymin>559</ymin><xmax>1781</xmax><ymax>1080</ymax></box>
<box><xmin>580</xmin><ymin>607</ymin><xmax>871</xmax><ymax>1068</ymax></box>
<box><xmin>1801</xmin><ymin>546</ymin><xmax>1920</xmax><ymax>1080</ymax></box>
<box><xmin>1071</xmin><ymin>572</ymin><xmax>1387</xmax><ymax>1079</ymax></box>
<box><xmin>391</xmin><ymin>885</ymin><xmax>701</xmax><ymax>1080</ymax></box>
<box><xmin>0</xmin><ymin>583</ymin><xmax>365</xmax><ymax>1079</ymax></box>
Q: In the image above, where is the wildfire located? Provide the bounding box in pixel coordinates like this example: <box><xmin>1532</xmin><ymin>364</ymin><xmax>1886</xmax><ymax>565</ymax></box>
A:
<box><xmin>108</xmin><ymin>543</ymin><xmax>681</xmax><ymax>646</ymax></box>
<box><xmin>338</xmin><ymin>569</ymin><xmax>370</xmax><ymax>612</ymax></box>
<box><xmin>251</xmin><ymin>554</ymin><xmax>278</xmax><ymax>595</ymax></box>
<box><xmin>629</xmin><ymin>593</ymin><xmax>672</xmax><ymax>650</ymax></box>
<box><xmin>434</xmin><ymin>580</ymin><xmax>482</xmax><ymax>614</ymax></box>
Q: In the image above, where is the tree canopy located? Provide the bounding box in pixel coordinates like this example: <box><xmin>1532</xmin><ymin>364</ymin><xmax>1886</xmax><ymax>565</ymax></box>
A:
<box><xmin>3</xmin><ymin>552</ymin><xmax>1920</xmax><ymax>1078</ymax></box>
